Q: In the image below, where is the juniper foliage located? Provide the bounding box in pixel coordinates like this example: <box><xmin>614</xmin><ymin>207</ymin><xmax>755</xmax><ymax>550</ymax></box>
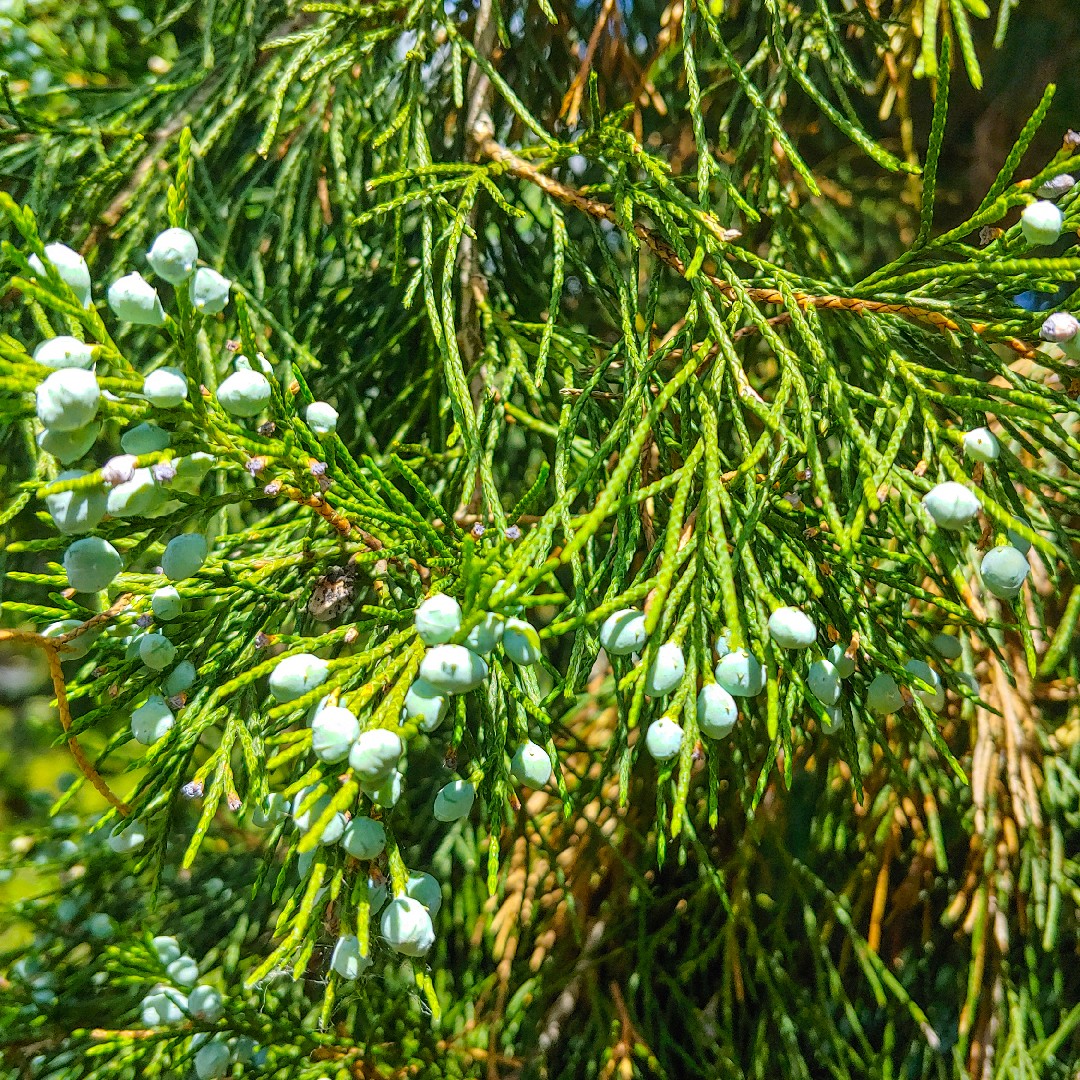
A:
<box><xmin>1</xmin><ymin>1</ymin><xmax>1079</xmax><ymax>1078</ymax></box>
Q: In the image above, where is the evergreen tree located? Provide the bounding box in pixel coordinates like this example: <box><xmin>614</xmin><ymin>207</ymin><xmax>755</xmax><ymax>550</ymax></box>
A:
<box><xmin>1</xmin><ymin>1</ymin><xmax>1078</xmax><ymax>1077</ymax></box>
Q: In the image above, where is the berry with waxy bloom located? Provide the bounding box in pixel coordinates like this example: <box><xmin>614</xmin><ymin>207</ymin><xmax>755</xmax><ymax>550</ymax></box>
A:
<box><xmin>981</xmin><ymin>545</ymin><xmax>1030</xmax><ymax>600</ymax></box>
<box><xmin>36</xmin><ymin>368</ymin><xmax>99</xmax><ymax>431</ymax></box>
<box><xmin>1020</xmin><ymin>200</ymin><xmax>1064</xmax><ymax>246</ymax></box>
<box><xmin>404</xmin><ymin>677</ymin><xmax>449</xmax><ymax>733</ymax></box>
<box><xmin>381</xmin><ymin>896</ymin><xmax>435</xmax><ymax>956</ymax></box>
<box><xmin>130</xmin><ymin>694</ymin><xmax>174</xmax><ymax>744</ymax></box>
<box><xmin>305</xmin><ymin>400</ymin><xmax>339</xmax><ymax>434</ymax></box>
<box><xmin>414</xmin><ymin>593</ymin><xmax>462</xmax><ymax>645</ymax></box>
<box><xmin>291</xmin><ymin>786</ymin><xmax>345</xmax><ymax>844</ymax></box>
<box><xmin>189</xmin><ymin>267</ymin><xmax>231</xmax><ymax>314</ymax></box>
<box><xmin>341</xmin><ymin>815</ymin><xmax>386</xmax><ymax>859</ymax></box>
<box><xmin>932</xmin><ymin>633</ymin><xmax>963</xmax><ymax>660</ymax></box>
<box><xmin>406</xmin><ymin>871</ymin><xmax>442</xmax><ymax>917</ymax></box>
<box><xmin>866</xmin><ymin>673</ymin><xmax>903</xmax><ymax>716</ymax></box>
<box><xmin>217</xmin><ymin>369</ymin><xmax>271</xmax><ymax>417</ymax></box>
<box><xmin>64</xmin><ymin>536</ymin><xmax>122</xmax><ymax>593</ymax></box>
<box><xmin>42</xmin><ymin>619</ymin><xmax>98</xmax><ymax>660</ymax></box>
<box><xmin>644</xmin><ymin>716</ymin><xmax>683</xmax><ymax>761</ymax></box>
<box><xmin>827</xmin><ymin>643</ymin><xmax>856</xmax><ymax>679</ymax></box>
<box><xmin>146</xmin><ymin>227</ymin><xmax>198</xmax><ymax>284</ymax></box>
<box><xmin>153</xmin><ymin>936</ymin><xmax>181</xmax><ymax>964</ymax></box>
<box><xmin>188</xmin><ymin>984</ymin><xmax>223</xmax><ymax>1021</ymax></box>
<box><xmin>348</xmin><ymin>728</ymin><xmax>403</xmax><ymax>783</ymax></box>
<box><xmin>140</xmin><ymin>985</ymin><xmax>187</xmax><ymax>1026</ymax></box>
<box><xmin>768</xmin><ymin>607</ymin><xmax>817</xmax><ymax>650</ymax></box>
<box><xmin>28</xmin><ymin>243</ymin><xmax>92</xmax><ymax>307</ymax></box>
<box><xmin>311</xmin><ymin>704</ymin><xmax>359</xmax><ymax>763</ymax></box>
<box><xmin>599</xmin><ymin>608</ymin><xmax>648</xmax><ymax>656</ymax></box>
<box><xmin>151</xmin><ymin>585</ymin><xmax>182</xmax><ymax>621</ymax></box>
<box><xmin>464</xmin><ymin>611</ymin><xmax>504</xmax><ymax>654</ymax></box>
<box><xmin>419</xmin><ymin>644</ymin><xmax>488</xmax><ymax>693</ymax></box>
<box><xmin>108</xmin><ymin>271</ymin><xmax>165</xmax><ymax>325</ymax></box>
<box><xmin>922</xmin><ymin>482</ymin><xmax>980</xmax><ymax>530</ymax></box>
<box><xmin>903</xmin><ymin>659</ymin><xmax>945</xmax><ymax>712</ymax></box>
<box><xmin>38</xmin><ymin>422</ymin><xmax>100</xmax><ymax>464</ymax></box>
<box><xmin>194</xmin><ymin>1038</ymin><xmax>231</xmax><ymax>1080</ymax></box>
<box><xmin>503</xmin><ymin>617</ymin><xmax>542</xmax><ymax>666</ymax></box>
<box><xmin>269</xmin><ymin>652</ymin><xmax>329</xmax><ymax>702</ymax></box>
<box><xmin>644</xmin><ymin>642</ymin><xmax>685</xmax><ymax>696</ymax></box>
<box><xmin>330</xmin><ymin>935</ymin><xmax>371</xmax><ymax>980</ymax></box>
<box><xmin>714</xmin><ymin>648</ymin><xmax>766</xmax><ymax>697</ymax></box>
<box><xmin>121</xmin><ymin>422</ymin><xmax>170</xmax><ymax>455</ymax></box>
<box><xmin>162</xmin><ymin>533</ymin><xmax>208</xmax><ymax>581</ymax></box>
<box><xmin>807</xmin><ymin>659</ymin><xmax>841</xmax><ymax>705</ymax></box>
<box><xmin>163</xmin><ymin>660</ymin><xmax>196</xmax><ymax>696</ymax></box>
<box><xmin>107</xmin><ymin>468</ymin><xmax>161</xmax><ymax>518</ymax></box>
<box><xmin>142</xmin><ymin>366</ymin><xmax>188</xmax><ymax>408</ymax></box>
<box><xmin>45</xmin><ymin>469</ymin><xmax>106</xmax><ymax>535</ymax></box>
<box><xmin>251</xmin><ymin>793</ymin><xmax>288</xmax><ymax>827</ymax></box>
<box><xmin>696</xmin><ymin>683</ymin><xmax>737</xmax><ymax>740</ymax></box>
<box><xmin>510</xmin><ymin>740</ymin><xmax>552</xmax><ymax>789</ymax></box>
<box><xmin>106</xmin><ymin>818</ymin><xmax>147</xmax><ymax>853</ymax></box>
<box><xmin>963</xmin><ymin>427</ymin><xmax>1000</xmax><ymax>463</ymax></box>
<box><xmin>434</xmin><ymin>779</ymin><xmax>475</xmax><ymax>821</ymax></box>
<box><xmin>34</xmin><ymin>336</ymin><xmax>94</xmax><ymax>370</ymax></box>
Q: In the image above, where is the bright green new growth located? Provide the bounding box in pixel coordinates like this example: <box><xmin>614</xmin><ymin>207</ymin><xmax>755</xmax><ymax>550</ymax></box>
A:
<box><xmin>1</xmin><ymin>2</ymin><xmax>1079</xmax><ymax>1078</ymax></box>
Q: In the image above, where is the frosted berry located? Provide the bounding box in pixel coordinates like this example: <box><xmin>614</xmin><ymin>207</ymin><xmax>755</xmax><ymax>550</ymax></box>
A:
<box><xmin>714</xmin><ymin>628</ymin><xmax>732</xmax><ymax>658</ymax></box>
<box><xmin>866</xmin><ymin>672</ymin><xmax>903</xmax><ymax>716</ymax></box>
<box><xmin>142</xmin><ymin>366</ymin><xmax>188</xmax><ymax>408</ymax></box>
<box><xmin>1039</xmin><ymin>311</ymin><xmax>1079</xmax><ymax>343</ymax></box>
<box><xmin>137</xmin><ymin>632</ymin><xmax>176</xmax><ymax>673</ymax></box>
<box><xmin>37</xmin><ymin>422</ymin><xmax>100</xmax><ymax>465</ymax></box>
<box><xmin>163</xmin><ymin>660</ymin><xmax>196</xmax><ymax>696</ymax></box>
<box><xmin>1006</xmin><ymin>522</ymin><xmax>1032</xmax><ymax>555</ymax></box>
<box><xmin>121</xmin><ymin>422</ymin><xmax>170</xmax><ymax>455</ymax></box>
<box><xmin>45</xmin><ymin>469</ymin><xmax>106</xmax><ymax>535</ymax></box>
<box><xmin>904</xmin><ymin>659</ymin><xmax>945</xmax><ymax>712</ymax></box>
<box><xmin>311</xmin><ymin>704</ymin><xmax>359</xmax><ymax>763</ymax></box>
<box><xmin>34</xmin><ymin>336</ymin><xmax>94</xmax><ymax>370</ymax></box>
<box><xmin>433</xmin><ymin>779</ymin><xmax>475</xmax><ymax>822</ymax></box>
<box><xmin>1036</xmin><ymin>173</ymin><xmax>1075</xmax><ymax>199</ymax></box>
<box><xmin>714</xmin><ymin>648</ymin><xmax>766</xmax><ymax>697</ymax></box>
<box><xmin>107</xmin><ymin>272</ymin><xmax>165</xmax><ymax>325</ymax></box>
<box><xmin>106</xmin><ymin>818</ymin><xmax>147</xmax><ymax>853</ymax></box>
<box><xmin>130</xmin><ymin>694</ymin><xmax>174</xmax><ymax>744</ymax></box>
<box><xmin>140</xmin><ymin>985</ymin><xmax>187</xmax><ymax>1026</ymax></box>
<box><xmin>152</xmin><ymin>936</ymin><xmax>181</xmax><ymax>964</ymax></box>
<box><xmin>161</xmin><ymin>532</ymin><xmax>208</xmax><ymax>581</ymax></box>
<box><xmin>418</xmin><ymin>644</ymin><xmax>488</xmax><ymax>693</ymax></box>
<box><xmin>291</xmin><ymin>787</ymin><xmax>345</xmax><ymax>844</ymax></box>
<box><xmin>414</xmin><ymin>593</ymin><xmax>462</xmax><ymax>645</ymax></box>
<box><xmin>644</xmin><ymin>642</ymin><xmax>685</xmax><ymax>696</ymax></box>
<box><xmin>406</xmin><ymin>871</ymin><xmax>443</xmax><ymax>917</ymax></box>
<box><xmin>922</xmin><ymin>482</ymin><xmax>979</xmax><ymax>530</ymax></box>
<box><xmin>188</xmin><ymin>984</ymin><xmax>223</xmax><ymax>1021</ymax></box>
<box><xmin>36</xmin><ymin>368</ymin><xmax>99</xmax><ymax>431</ymax></box>
<box><xmin>807</xmin><ymin>659</ymin><xmax>841</xmax><ymax>705</ymax></box>
<box><xmin>189</xmin><ymin>267</ymin><xmax>231</xmax><ymax>314</ymax></box>
<box><xmin>146</xmin><ymin>227</ymin><xmax>198</xmax><ymax>284</ymax></box>
<box><xmin>64</xmin><ymin>536</ymin><xmax>122</xmax><ymax>593</ymax></box>
<box><xmin>217</xmin><ymin>369</ymin><xmax>271</xmax><ymax>417</ymax></box>
<box><xmin>1020</xmin><ymin>200</ymin><xmax>1064</xmax><ymax>246</ymax></box>
<box><xmin>42</xmin><ymin>619</ymin><xmax>98</xmax><ymax>660</ymax></box>
<box><xmin>361</xmin><ymin>768</ymin><xmax>403</xmax><ymax>807</ymax></box>
<box><xmin>464</xmin><ymin>611</ymin><xmax>504</xmax><ymax>654</ymax></box>
<box><xmin>380</xmin><ymin>896</ymin><xmax>436</xmax><ymax>956</ymax></box>
<box><xmin>330</xmin><ymin>935</ymin><xmax>371</xmax><ymax>980</ymax></box>
<box><xmin>167</xmin><ymin>954</ymin><xmax>199</xmax><ymax>986</ymax></box>
<box><xmin>151</xmin><ymin>586</ymin><xmax>183</xmax><ymax>621</ymax></box>
<box><xmin>503</xmin><ymin>617</ymin><xmax>542</xmax><ymax>666</ymax></box>
<box><xmin>404</xmin><ymin>677</ymin><xmax>448</xmax><ymax>733</ymax></box>
<box><xmin>28</xmin><ymin>243</ymin><xmax>92</xmax><ymax>308</ymax></box>
<box><xmin>348</xmin><ymin>729</ymin><xmax>403</xmax><ymax>782</ymax></box>
<box><xmin>826</xmin><ymin>643</ymin><xmax>856</xmax><ymax>679</ymax></box>
<box><xmin>931</xmin><ymin>633</ymin><xmax>963</xmax><ymax>660</ymax></box>
<box><xmin>644</xmin><ymin>716</ymin><xmax>683</xmax><ymax>761</ymax></box>
<box><xmin>341</xmin><ymin>815</ymin><xmax>386</xmax><ymax>859</ymax></box>
<box><xmin>269</xmin><ymin>653</ymin><xmax>329</xmax><ymax>702</ymax></box>
<box><xmin>599</xmin><ymin>608</ymin><xmax>648</xmax><ymax>656</ymax></box>
<box><xmin>963</xmin><ymin>427</ymin><xmax>1000</xmax><ymax>463</ymax></box>
<box><xmin>768</xmin><ymin>607</ymin><xmax>816</xmax><ymax>650</ymax></box>
<box><xmin>980</xmin><ymin>545</ymin><xmax>1030</xmax><ymax>600</ymax></box>
<box><xmin>107</xmin><ymin>468</ymin><xmax>162</xmax><ymax>518</ymax></box>
<box><xmin>194</xmin><ymin>1038</ymin><xmax>231</xmax><ymax>1080</ymax></box>
<box><xmin>305</xmin><ymin>400</ymin><xmax>339</xmax><ymax>434</ymax></box>
<box><xmin>696</xmin><ymin>683</ymin><xmax>737</xmax><ymax>740</ymax></box>
<box><xmin>510</xmin><ymin>741</ymin><xmax>552</xmax><ymax>789</ymax></box>
<box><xmin>251</xmin><ymin>793</ymin><xmax>288</xmax><ymax>827</ymax></box>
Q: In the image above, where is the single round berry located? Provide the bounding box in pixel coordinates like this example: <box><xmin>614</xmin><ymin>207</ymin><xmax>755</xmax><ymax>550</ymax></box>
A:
<box><xmin>931</xmin><ymin>633</ymin><xmax>963</xmax><ymax>660</ymax></box>
<box><xmin>464</xmin><ymin>611</ymin><xmax>504</xmax><ymax>654</ymax></box>
<box><xmin>1020</xmin><ymin>200</ymin><xmax>1064</xmax><ymax>246</ymax></box>
<box><xmin>433</xmin><ymin>779</ymin><xmax>475</xmax><ymax>822</ymax></box>
<box><xmin>348</xmin><ymin>728</ymin><xmax>403</xmax><ymax>782</ymax></box>
<box><xmin>406</xmin><ymin>870</ymin><xmax>442</xmax><ymax>917</ymax></box>
<box><xmin>807</xmin><ymin>659</ymin><xmax>841</xmax><ymax>705</ymax></box>
<box><xmin>151</xmin><ymin>586</ymin><xmax>183</xmax><ymax>622</ymax></box>
<box><xmin>217</xmin><ymin>369</ymin><xmax>271</xmax><ymax>417</ymax></box>
<box><xmin>28</xmin><ymin>243</ymin><xmax>92</xmax><ymax>307</ymax></box>
<box><xmin>714</xmin><ymin>648</ymin><xmax>766</xmax><ymax>697</ymax></box>
<box><xmin>922</xmin><ymin>482</ymin><xmax>980</xmax><ymax>530</ymax></box>
<box><xmin>381</xmin><ymin>896</ymin><xmax>436</xmax><ymax>956</ymax></box>
<box><xmin>36</xmin><ymin>368</ymin><xmax>99</xmax><ymax>431</ymax></box>
<box><xmin>189</xmin><ymin>267</ymin><xmax>231</xmax><ymax>314</ymax></box>
<box><xmin>130</xmin><ymin>694</ymin><xmax>174</xmax><ymax>745</ymax></box>
<box><xmin>330</xmin><ymin>935</ymin><xmax>371</xmax><ymax>980</ymax></box>
<box><xmin>866</xmin><ymin>672</ymin><xmax>903</xmax><ymax>716</ymax></box>
<box><xmin>163</xmin><ymin>660</ymin><xmax>196</xmax><ymax>696</ymax></box>
<box><xmin>980</xmin><ymin>545</ymin><xmax>1030</xmax><ymax>600</ymax></box>
<box><xmin>414</xmin><ymin>593</ymin><xmax>462</xmax><ymax>645</ymax></box>
<box><xmin>121</xmin><ymin>422</ymin><xmax>171</xmax><ymax>455</ymax></box>
<box><xmin>45</xmin><ymin>469</ymin><xmax>106</xmax><ymax>535</ymax></box>
<box><xmin>696</xmin><ymin>684</ymin><xmax>737</xmax><ymax>740</ymax></box>
<box><xmin>418</xmin><ymin>644</ymin><xmax>488</xmax><ymax>693</ymax></box>
<box><xmin>644</xmin><ymin>716</ymin><xmax>683</xmax><ymax>761</ymax></box>
<box><xmin>904</xmin><ymin>659</ymin><xmax>945</xmax><ymax>712</ymax></box>
<box><xmin>194</xmin><ymin>1038</ymin><xmax>231</xmax><ymax>1080</ymax></box>
<box><xmin>143</xmin><ymin>366</ymin><xmax>188</xmax><ymax>408</ymax></box>
<box><xmin>510</xmin><ymin>741</ymin><xmax>552</xmax><ymax>789</ymax></box>
<box><xmin>826</xmin><ymin>643</ymin><xmax>856</xmax><ymax>679</ymax></box>
<box><xmin>34</xmin><ymin>336</ymin><xmax>94</xmax><ymax>371</ymax></box>
<box><xmin>64</xmin><ymin>536</ymin><xmax>122</xmax><ymax>593</ymax></box>
<box><xmin>311</xmin><ymin>704</ymin><xmax>360</xmax><ymax>763</ymax></box>
<box><xmin>106</xmin><ymin>818</ymin><xmax>147</xmax><ymax>853</ymax></box>
<box><xmin>341</xmin><ymin>815</ymin><xmax>386</xmax><ymax>859</ymax></box>
<box><xmin>187</xmin><ymin>984</ymin><xmax>223</xmax><ymax>1021</ymax></box>
<box><xmin>251</xmin><ymin>792</ymin><xmax>288</xmax><ymax>827</ymax></box>
<box><xmin>108</xmin><ymin>271</ymin><xmax>165</xmax><ymax>325</ymax></box>
<box><xmin>503</xmin><ymin>617</ymin><xmax>542</xmax><ymax>666</ymax></box>
<box><xmin>598</xmin><ymin>608</ymin><xmax>648</xmax><ymax>656</ymax></box>
<box><xmin>269</xmin><ymin>653</ymin><xmax>329</xmax><ymax>702</ymax></box>
<box><xmin>146</xmin><ymin>227</ymin><xmax>198</xmax><ymax>284</ymax></box>
<box><xmin>644</xmin><ymin>642</ymin><xmax>685</xmax><ymax>696</ymax></box>
<box><xmin>37</xmin><ymin>422</ymin><xmax>100</xmax><ymax>465</ymax></box>
<box><xmin>963</xmin><ymin>427</ymin><xmax>1000</xmax><ymax>463</ymax></box>
<box><xmin>768</xmin><ymin>607</ymin><xmax>817</xmax><ymax>650</ymax></box>
<box><xmin>161</xmin><ymin>532</ymin><xmax>208</xmax><ymax>581</ymax></box>
<box><xmin>403</xmin><ymin>677</ymin><xmax>449</xmax><ymax>733</ymax></box>
<box><xmin>305</xmin><ymin>400</ymin><xmax>339</xmax><ymax>435</ymax></box>
<box><xmin>138</xmin><ymin>633</ymin><xmax>175</xmax><ymax>671</ymax></box>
